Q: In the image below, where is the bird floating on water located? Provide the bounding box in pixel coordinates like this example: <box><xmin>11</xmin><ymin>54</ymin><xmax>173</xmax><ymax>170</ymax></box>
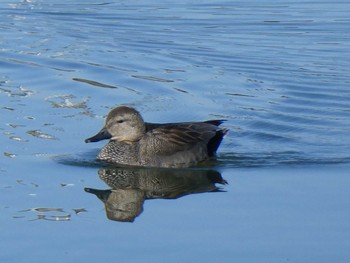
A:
<box><xmin>85</xmin><ymin>106</ymin><xmax>228</xmax><ymax>168</ymax></box>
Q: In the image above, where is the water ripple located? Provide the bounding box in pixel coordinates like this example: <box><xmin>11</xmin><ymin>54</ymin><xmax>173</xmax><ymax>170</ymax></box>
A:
<box><xmin>0</xmin><ymin>0</ymin><xmax>349</xmax><ymax>168</ymax></box>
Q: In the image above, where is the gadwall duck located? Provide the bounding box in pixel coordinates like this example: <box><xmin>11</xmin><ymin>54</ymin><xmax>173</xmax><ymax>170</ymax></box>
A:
<box><xmin>85</xmin><ymin>106</ymin><xmax>228</xmax><ymax>168</ymax></box>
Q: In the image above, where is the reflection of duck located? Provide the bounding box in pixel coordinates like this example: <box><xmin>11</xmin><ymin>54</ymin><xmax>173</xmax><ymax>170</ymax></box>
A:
<box><xmin>85</xmin><ymin>167</ymin><xmax>227</xmax><ymax>222</ymax></box>
<box><xmin>85</xmin><ymin>106</ymin><xmax>228</xmax><ymax>168</ymax></box>
<box><xmin>85</xmin><ymin>188</ymin><xmax>144</xmax><ymax>223</ymax></box>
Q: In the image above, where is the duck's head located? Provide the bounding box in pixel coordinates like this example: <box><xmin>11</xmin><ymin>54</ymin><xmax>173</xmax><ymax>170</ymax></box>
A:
<box><xmin>85</xmin><ymin>106</ymin><xmax>146</xmax><ymax>143</ymax></box>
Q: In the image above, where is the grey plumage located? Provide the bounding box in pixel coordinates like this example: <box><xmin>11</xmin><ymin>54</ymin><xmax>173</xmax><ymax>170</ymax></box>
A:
<box><xmin>85</xmin><ymin>106</ymin><xmax>228</xmax><ymax>168</ymax></box>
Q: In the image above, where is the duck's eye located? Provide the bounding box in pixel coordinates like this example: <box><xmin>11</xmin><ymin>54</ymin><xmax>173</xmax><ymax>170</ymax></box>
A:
<box><xmin>117</xmin><ymin>120</ymin><xmax>124</xmax><ymax>123</ymax></box>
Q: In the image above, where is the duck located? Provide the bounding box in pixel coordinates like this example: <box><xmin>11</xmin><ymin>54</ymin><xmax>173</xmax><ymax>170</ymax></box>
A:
<box><xmin>85</xmin><ymin>106</ymin><xmax>228</xmax><ymax>168</ymax></box>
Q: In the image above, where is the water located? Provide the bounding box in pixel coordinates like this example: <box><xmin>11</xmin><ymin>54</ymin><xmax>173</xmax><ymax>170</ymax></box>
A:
<box><xmin>1</xmin><ymin>0</ymin><xmax>350</xmax><ymax>262</ymax></box>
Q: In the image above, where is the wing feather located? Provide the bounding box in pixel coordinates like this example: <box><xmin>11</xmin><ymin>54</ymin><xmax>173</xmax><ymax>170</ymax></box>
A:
<box><xmin>146</xmin><ymin>122</ymin><xmax>219</xmax><ymax>154</ymax></box>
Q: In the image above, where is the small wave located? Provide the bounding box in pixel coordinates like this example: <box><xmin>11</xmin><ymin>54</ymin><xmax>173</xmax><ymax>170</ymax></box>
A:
<box><xmin>53</xmin><ymin>151</ymin><xmax>102</xmax><ymax>168</ymax></box>
<box><xmin>218</xmin><ymin>152</ymin><xmax>350</xmax><ymax>168</ymax></box>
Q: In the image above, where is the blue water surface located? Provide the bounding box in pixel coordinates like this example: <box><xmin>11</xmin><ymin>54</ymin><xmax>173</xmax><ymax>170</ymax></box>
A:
<box><xmin>1</xmin><ymin>0</ymin><xmax>350</xmax><ymax>262</ymax></box>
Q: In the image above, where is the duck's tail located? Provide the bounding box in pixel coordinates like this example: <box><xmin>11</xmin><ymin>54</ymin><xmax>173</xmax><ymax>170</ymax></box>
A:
<box><xmin>207</xmin><ymin>120</ymin><xmax>228</xmax><ymax>156</ymax></box>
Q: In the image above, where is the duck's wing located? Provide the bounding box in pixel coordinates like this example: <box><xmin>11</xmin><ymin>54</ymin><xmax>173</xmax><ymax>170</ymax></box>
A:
<box><xmin>147</xmin><ymin>122</ymin><xmax>225</xmax><ymax>154</ymax></box>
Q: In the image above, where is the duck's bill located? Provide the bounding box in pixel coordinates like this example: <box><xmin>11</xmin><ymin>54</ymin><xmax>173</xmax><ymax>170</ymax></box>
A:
<box><xmin>84</xmin><ymin>188</ymin><xmax>111</xmax><ymax>201</ymax></box>
<box><xmin>85</xmin><ymin>128</ymin><xmax>112</xmax><ymax>143</ymax></box>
